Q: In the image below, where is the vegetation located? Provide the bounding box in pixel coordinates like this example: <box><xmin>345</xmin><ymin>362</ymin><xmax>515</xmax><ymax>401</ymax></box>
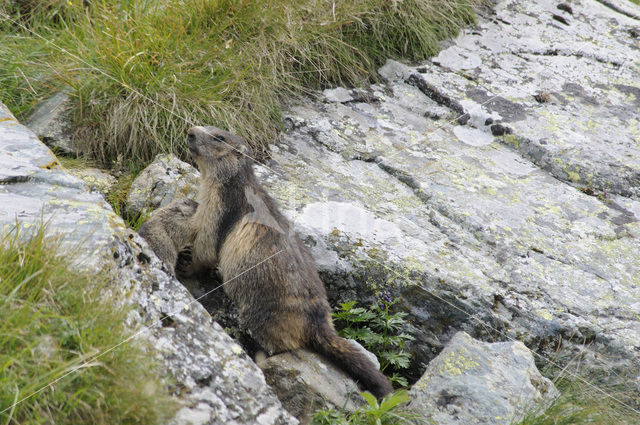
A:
<box><xmin>517</xmin><ymin>376</ymin><xmax>640</xmax><ymax>425</ymax></box>
<box><xmin>0</xmin><ymin>0</ymin><xmax>478</xmax><ymax>167</ymax></box>
<box><xmin>0</xmin><ymin>225</ymin><xmax>175</xmax><ymax>424</ymax></box>
<box><xmin>333</xmin><ymin>293</ymin><xmax>414</xmax><ymax>388</ymax></box>
<box><xmin>312</xmin><ymin>390</ymin><xmax>424</xmax><ymax>425</ymax></box>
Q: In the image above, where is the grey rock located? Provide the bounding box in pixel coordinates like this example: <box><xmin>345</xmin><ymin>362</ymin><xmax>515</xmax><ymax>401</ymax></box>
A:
<box><xmin>0</xmin><ymin>103</ymin><xmax>297</xmax><ymax>425</ymax></box>
<box><xmin>323</xmin><ymin>87</ymin><xmax>353</xmax><ymax>103</ymax></box>
<box><xmin>25</xmin><ymin>91</ymin><xmax>79</xmax><ymax>155</ymax></box>
<box><xmin>259</xmin><ymin>347</ymin><xmax>367</xmax><ymax>424</ymax></box>
<box><xmin>408</xmin><ymin>332</ymin><xmax>559</xmax><ymax>425</ymax></box>
<box><xmin>348</xmin><ymin>339</ymin><xmax>380</xmax><ymax>371</ymax></box>
<box><xmin>127</xmin><ymin>153</ymin><xmax>200</xmax><ymax>217</ymax></box>
<box><xmin>66</xmin><ymin>167</ymin><xmax>117</xmax><ymax>197</ymax></box>
<box><xmin>250</xmin><ymin>0</ymin><xmax>640</xmax><ymax>395</ymax></box>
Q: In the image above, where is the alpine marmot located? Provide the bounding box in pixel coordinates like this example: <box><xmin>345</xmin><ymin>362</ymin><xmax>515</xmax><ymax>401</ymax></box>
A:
<box><xmin>186</xmin><ymin>125</ymin><xmax>393</xmax><ymax>398</ymax></box>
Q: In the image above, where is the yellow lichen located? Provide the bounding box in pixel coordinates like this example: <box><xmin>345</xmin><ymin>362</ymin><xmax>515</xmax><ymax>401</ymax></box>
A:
<box><xmin>567</xmin><ymin>171</ymin><xmax>580</xmax><ymax>182</ymax></box>
<box><xmin>440</xmin><ymin>349</ymin><xmax>480</xmax><ymax>376</ymax></box>
<box><xmin>535</xmin><ymin>308</ymin><xmax>553</xmax><ymax>321</ymax></box>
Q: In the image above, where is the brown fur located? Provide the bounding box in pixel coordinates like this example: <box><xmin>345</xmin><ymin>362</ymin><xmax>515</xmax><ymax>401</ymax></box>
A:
<box><xmin>138</xmin><ymin>198</ymin><xmax>198</xmax><ymax>275</ymax></box>
<box><xmin>187</xmin><ymin>125</ymin><xmax>393</xmax><ymax>398</ymax></box>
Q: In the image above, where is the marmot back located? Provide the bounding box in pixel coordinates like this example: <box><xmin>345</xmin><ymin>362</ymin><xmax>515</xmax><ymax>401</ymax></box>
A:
<box><xmin>186</xmin><ymin>125</ymin><xmax>393</xmax><ymax>398</ymax></box>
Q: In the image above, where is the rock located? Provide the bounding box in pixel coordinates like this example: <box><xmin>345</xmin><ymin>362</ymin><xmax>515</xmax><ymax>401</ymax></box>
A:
<box><xmin>0</xmin><ymin>102</ymin><xmax>297</xmax><ymax>425</ymax></box>
<box><xmin>127</xmin><ymin>153</ymin><xmax>200</xmax><ymax>216</ymax></box>
<box><xmin>323</xmin><ymin>87</ymin><xmax>353</xmax><ymax>103</ymax></box>
<box><xmin>408</xmin><ymin>332</ymin><xmax>558</xmax><ymax>425</ymax></box>
<box><xmin>66</xmin><ymin>167</ymin><xmax>117</xmax><ymax>197</ymax></box>
<box><xmin>25</xmin><ymin>90</ymin><xmax>80</xmax><ymax>155</ymax></box>
<box><xmin>249</xmin><ymin>0</ymin><xmax>640</xmax><ymax>394</ymax></box>
<box><xmin>259</xmin><ymin>345</ymin><xmax>370</xmax><ymax>424</ymax></box>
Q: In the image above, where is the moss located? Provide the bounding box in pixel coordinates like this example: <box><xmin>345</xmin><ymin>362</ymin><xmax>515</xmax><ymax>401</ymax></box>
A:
<box><xmin>502</xmin><ymin>133</ymin><xmax>520</xmax><ymax>149</ymax></box>
<box><xmin>567</xmin><ymin>170</ymin><xmax>581</xmax><ymax>182</ymax></box>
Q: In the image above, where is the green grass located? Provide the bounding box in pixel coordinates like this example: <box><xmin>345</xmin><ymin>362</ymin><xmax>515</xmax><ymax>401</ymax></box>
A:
<box><xmin>0</xmin><ymin>224</ymin><xmax>175</xmax><ymax>424</ymax></box>
<box><xmin>0</xmin><ymin>0</ymin><xmax>478</xmax><ymax>167</ymax></box>
<box><xmin>517</xmin><ymin>376</ymin><xmax>640</xmax><ymax>425</ymax></box>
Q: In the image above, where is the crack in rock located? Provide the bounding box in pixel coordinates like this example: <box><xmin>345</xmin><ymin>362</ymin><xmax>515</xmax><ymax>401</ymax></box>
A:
<box><xmin>595</xmin><ymin>0</ymin><xmax>640</xmax><ymax>20</ymax></box>
<box><xmin>516</xmin><ymin>48</ymin><xmax>625</xmax><ymax>68</ymax></box>
<box><xmin>0</xmin><ymin>175</ymin><xmax>32</xmax><ymax>184</ymax></box>
<box><xmin>405</xmin><ymin>74</ymin><xmax>470</xmax><ymax>124</ymax></box>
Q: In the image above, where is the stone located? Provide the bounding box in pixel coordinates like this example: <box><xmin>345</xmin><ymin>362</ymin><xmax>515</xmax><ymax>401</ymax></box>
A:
<box><xmin>25</xmin><ymin>90</ymin><xmax>80</xmax><ymax>155</ymax></box>
<box><xmin>408</xmin><ymin>332</ymin><xmax>558</xmax><ymax>425</ymax></box>
<box><xmin>259</xmin><ymin>346</ymin><xmax>369</xmax><ymax>424</ymax></box>
<box><xmin>0</xmin><ymin>102</ymin><xmax>297</xmax><ymax>425</ymax></box>
<box><xmin>66</xmin><ymin>167</ymin><xmax>117</xmax><ymax>197</ymax></box>
<box><xmin>127</xmin><ymin>153</ymin><xmax>200</xmax><ymax>217</ymax></box>
<box><xmin>323</xmin><ymin>87</ymin><xmax>353</xmax><ymax>103</ymax></box>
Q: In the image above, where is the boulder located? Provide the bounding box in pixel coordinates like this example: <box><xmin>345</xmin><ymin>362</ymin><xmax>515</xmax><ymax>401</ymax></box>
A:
<box><xmin>0</xmin><ymin>102</ymin><xmax>297</xmax><ymax>425</ymax></box>
<box><xmin>66</xmin><ymin>167</ymin><xmax>117</xmax><ymax>197</ymax></box>
<box><xmin>25</xmin><ymin>90</ymin><xmax>80</xmax><ymax>155</ymax></box>
<box><xmin>408</xmin><ymin>332</ymin><xmax>558</xmax><ymax>425</ymax></box>
<box><xmin>259</xmin><ymin>343</ymin><xmax>374</xmax><ymax>424</ymax></box>
<box><xmin>127</xmin><ymin>153</ymin><xmax>200</xmax><ymax>216</ymax></box>
<box><xmin>249</xmin><ymin>0</ymin><xmax>640</xmax><ymax>392</ymax></box>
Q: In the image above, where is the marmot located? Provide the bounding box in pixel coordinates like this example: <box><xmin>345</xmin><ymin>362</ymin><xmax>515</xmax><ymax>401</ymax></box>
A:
<box><xmin>138</xmin><ymin>198</ymin><xmax>198</xmax><ymax>276</ymax></box>
<box><xmin>187</xmin><ymin>125</ymin><xmax>393</xmax><ymax>398</ymax></box>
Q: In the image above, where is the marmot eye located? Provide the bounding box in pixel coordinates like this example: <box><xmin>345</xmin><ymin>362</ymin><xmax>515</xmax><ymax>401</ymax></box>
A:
<box><xmin>213</xmin><ymin>135</ymin><xmax>226</xmax><ymax>143</ymax></box>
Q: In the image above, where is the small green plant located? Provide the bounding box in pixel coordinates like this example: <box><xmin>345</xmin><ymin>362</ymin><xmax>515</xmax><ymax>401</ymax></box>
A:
<box><xmin>0</xmin><ymin>224</ymin><xmax>175</xmax><ymax>424</ymax></box>
<box><xmin>312</xmin><ymin>390</ymin><xmax>425</xmax><ymax>425</ymax></box>
<box><xmin>333</xmin><ymin>292</ymin><xmax>414</xmax><ymax>387</ymax></box>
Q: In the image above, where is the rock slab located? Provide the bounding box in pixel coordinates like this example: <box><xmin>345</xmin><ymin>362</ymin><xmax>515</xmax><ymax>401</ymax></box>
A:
<box><xmin>251</xmin><ymin>0</ymin><xmax>640</xmax><ymax>391</ymax></box>
<box><xmin>409</xmin><ymin>332</ymin><xmax>558</xmax><ymax>425</ymax></box>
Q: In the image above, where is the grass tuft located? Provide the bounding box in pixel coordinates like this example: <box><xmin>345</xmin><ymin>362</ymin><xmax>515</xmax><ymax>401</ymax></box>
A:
<box><xmin>517</xmin><ymin>375</ymin><xmax>640</xmax><ymax>425</ymax></box>
<box><xmin>0</xmin><ymin>224</ymin><xmax>175</xmax><ymax>424</ymax></box>
<box><xmin>0</xmin><ymin>0</ymin><xmax>478</xmax><ymax>167</ymax></box>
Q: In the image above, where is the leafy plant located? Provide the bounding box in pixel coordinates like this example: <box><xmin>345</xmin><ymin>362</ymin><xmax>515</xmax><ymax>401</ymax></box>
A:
<box><xmin>333</xmin><ymin>292</ymin><xmax>414</xmax><ymax>387</ymax></box>
<box><xmin>312</xmin><ymin>390</ymin><xmax>425</xmax><ymax>425</ymax></box>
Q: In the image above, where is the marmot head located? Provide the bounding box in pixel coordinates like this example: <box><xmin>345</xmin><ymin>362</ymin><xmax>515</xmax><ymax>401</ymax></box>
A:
<box><xmin>187</xmin><ymin>126</ymin><xmax>250</xmax><ymax>180</ymax></box>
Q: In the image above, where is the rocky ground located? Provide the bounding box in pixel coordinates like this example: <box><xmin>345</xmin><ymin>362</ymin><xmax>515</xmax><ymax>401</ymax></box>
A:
<box><xmin>2</xmin><ymin>0</ymin><xmax>639</xmax><ymax>423</ymax></box>
<box><xmin>254</xmin><ymin>0</ymin><xmax>640</xmax><ymax>385</ymax></box>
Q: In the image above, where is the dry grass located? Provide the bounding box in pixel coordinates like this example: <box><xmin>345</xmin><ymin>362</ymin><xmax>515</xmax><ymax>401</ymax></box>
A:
<box><xmin>0</xmin><ymin>0</ymin><xmax>478</xmax><ymax>167</ymax></box>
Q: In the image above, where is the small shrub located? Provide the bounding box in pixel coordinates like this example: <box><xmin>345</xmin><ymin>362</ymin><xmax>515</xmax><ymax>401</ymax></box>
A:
<box><xmin>333</xmin><ymin>292</ymin><xmax>414</xmax><ymax>387</ymax></box>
